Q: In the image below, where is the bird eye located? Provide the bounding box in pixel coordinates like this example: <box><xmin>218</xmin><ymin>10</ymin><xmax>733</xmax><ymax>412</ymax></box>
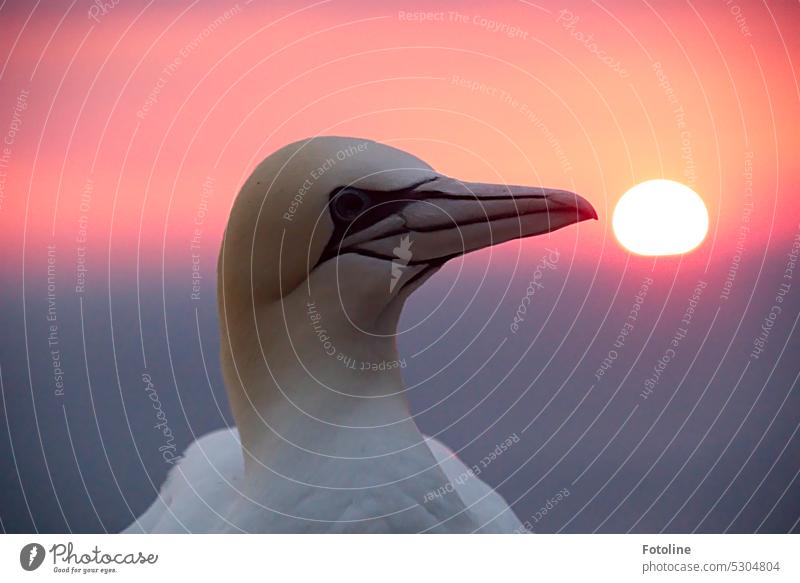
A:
<box><xmin>331</xmin><ymin>188</ymin><xmax>370</xmax><ymax>222</ymax></box>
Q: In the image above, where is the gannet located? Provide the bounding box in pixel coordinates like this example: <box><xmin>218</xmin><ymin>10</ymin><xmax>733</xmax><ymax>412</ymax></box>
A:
<box><xmin>124</xmin><ymin>137</ymin><xmax>596</xmax><ymax>533</ymax></box>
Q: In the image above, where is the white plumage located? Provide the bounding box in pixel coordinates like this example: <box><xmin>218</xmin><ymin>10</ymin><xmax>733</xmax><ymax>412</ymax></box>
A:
<box><xmin>124</xmin><ymin>137</ymin><xmax>594</xmax><ymax>533</ymax></box>
<box><xmin>124</xmin><ymin>428</ymin><xmax>523</xmax><ymax>533</ymax></box>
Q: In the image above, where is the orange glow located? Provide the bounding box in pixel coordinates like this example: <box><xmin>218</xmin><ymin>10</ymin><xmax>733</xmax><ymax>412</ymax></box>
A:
<box><xmin>0</xmin><ymin>0</ymin><xmax>797</xmax><ymax>275</ymax></box>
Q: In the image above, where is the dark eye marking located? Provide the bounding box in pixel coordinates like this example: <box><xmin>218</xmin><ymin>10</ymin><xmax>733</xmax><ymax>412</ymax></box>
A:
<box><xmin>327</xmin><ymin>186</ymin><xmax>410</xmax><ymax>241</ymax></box>
<box><xmin>330</xmin><ymin>188</ymin><xmax>371</xmax><ymax>222</ymax></box>
<box><xmin>315</xmin><ymin>177</ymin><xmax>438</xmax><ymax>268</ymax></box>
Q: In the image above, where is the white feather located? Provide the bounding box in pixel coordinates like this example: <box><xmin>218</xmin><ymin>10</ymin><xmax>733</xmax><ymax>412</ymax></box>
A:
<box><xmin>124</xmin><ymin>428</ymin><xmax>524</xmax><ymax>533</ymax></box>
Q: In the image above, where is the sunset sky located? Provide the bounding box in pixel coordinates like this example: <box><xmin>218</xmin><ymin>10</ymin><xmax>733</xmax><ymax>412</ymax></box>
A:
<box><xmin>1</xmin><ymin>0</ymin><xmax>799</xmax><ymax>533</ymax></box>
<box><xmin>1</xmin><ymin>0</ymin><xmax>798</xmax><ymax>276</ymax></box>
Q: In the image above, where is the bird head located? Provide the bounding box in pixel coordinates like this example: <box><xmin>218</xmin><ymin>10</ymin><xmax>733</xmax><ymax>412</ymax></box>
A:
<box><xmin>217</xmin><ymin>136</ymin><xmax>596</xmax><ymax>448</ymax></box>
<box><xmin>219</xmin><ymin>136</ymin><xmax>596</xmax><ymax>338</ymax></box>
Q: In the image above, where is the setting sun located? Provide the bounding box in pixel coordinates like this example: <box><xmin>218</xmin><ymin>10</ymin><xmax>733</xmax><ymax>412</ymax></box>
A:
<box><xmin>612</xmin><ymin>179</ymin><xmax>709</xmax><ymax>256</ymax></box>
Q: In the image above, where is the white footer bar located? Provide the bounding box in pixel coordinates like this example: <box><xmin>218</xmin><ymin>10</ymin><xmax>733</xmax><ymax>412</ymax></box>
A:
<box><xmin>1</xmin><ymin>534</ymin><xmax>796</xmax><ymax>582</ymax></box>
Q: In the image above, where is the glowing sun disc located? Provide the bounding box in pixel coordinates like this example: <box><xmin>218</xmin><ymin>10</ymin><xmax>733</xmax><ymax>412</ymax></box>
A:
<box><xmin>613</xmin><ymin>179</ymin><xmax>708</xmax><ymax>256</ymax></box>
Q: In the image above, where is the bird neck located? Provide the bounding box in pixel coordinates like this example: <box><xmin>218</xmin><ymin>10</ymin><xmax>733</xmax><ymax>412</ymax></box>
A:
<box><xmin>218</xmin><ymin>280</ymin><xmax>421</xmax><ymax>476</ymax></box>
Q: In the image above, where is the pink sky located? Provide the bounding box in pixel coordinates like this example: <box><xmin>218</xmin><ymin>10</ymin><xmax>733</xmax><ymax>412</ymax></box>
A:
<box><xmin>0</xmin><ymin>0</ymin><xmax>798</xmax><ymax>280</ymax></box>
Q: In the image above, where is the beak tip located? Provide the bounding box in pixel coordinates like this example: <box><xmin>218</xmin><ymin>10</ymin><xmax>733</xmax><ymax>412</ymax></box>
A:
<box><xmin>573</xmin><ymin>193</ymin><xmax>598</xmax><ymax>222</ymax></box>
<box><xmin>549</xmin><ymin>190</ymin><xmax>597</xmax><ymax>223</ymax></box>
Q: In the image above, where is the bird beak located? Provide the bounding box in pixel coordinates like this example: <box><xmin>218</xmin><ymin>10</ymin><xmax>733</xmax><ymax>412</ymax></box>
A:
<box><xmin>338</xmin><ymin>175</ymin><xmax>597</xmax><ymax>266</ymax></box>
